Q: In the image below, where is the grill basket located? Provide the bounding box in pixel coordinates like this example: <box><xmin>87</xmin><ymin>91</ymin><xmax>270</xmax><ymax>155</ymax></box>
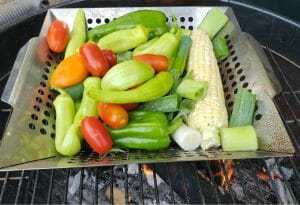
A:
<box><xmin>0</xmin><ymin>7</ymin><xmax>295</xmax><ymax>171</ymax></box>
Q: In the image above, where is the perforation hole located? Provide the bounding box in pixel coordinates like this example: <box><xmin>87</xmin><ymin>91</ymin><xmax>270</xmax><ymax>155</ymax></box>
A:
<box><xmin>242</xmin><ymin>82</ymin><xmax>249</xmax><ymax>88</ymax></box>
<box><xmin>255</xmin><ymin>114</ymin><xmax>262</xmax><ymax>121</ymax></box>
<box><xmin>237</xmin><ymin>69</ymin><xmax>243</xmax><ymax>74</ymax></box>
<box><xmin>33</xmin><ymin>105</ymin><xmax>40</xmax><ymax>112</ymax></box>
<box><xmin>240</xmin><ymin>75</ymin><xmax>245</xmax><ymax>81</ymax></box>
<box><xmin>46</xmin><ymin>102</ymin><xmax>52</xmax><ymax>109</ymax></box>
<box><xmin>228</xmin><ymin>45</ymin><xmax>233</xmax><ymax>50</ymax></box>
<box><xmin>40</xmin><ymin>82</ymin><xmax>46</xmax><ymax>87</ymax></box>
<box><xmin>224</xmin><ymin>87</ymin><xmax>229</xmax><ymax>92</ymax></box>
<box><xmin>180</xmin><ymin>25</ymin><xmax>185</xmax><ymax>29</ymax></box>
<box><xmin>235</xmin><ymin>62</ymin><xmax>240</xmax><ymax>68</ymax></box>
<box><xmin>226</xmin><ymin>40</ymin><xmax>231</xmax><ymax>44</ymax></box>
<box><xmin>227</xmin><ymin>68</ymin><xmax>232</xmax><ymax>74</ymax></box>
<box><xmin>44</xmin><ymin>111</ymin><xmax>51</xmax><ymax>117</ymax></box>
<box><xmin>188</xmin><ymin>16</ymin><xmax>193</xmax><ymax>22</ymax></box>
<box><xmin>36</xmin><ymin>97</ymin><xmax>42</xmax><ymax>103</ymax></box>
<box><xmin>46</xmin><ymin>61</ymin><xmax>51</xmax><ymax>66</ymax></box>
<box><xmin>231</xmin><ymin>81</ymin><xmax>237</xmax><ymax>87</ymax></box>
<box><xmin>188</xmin><ymin>25</ymin><xmax>193</xmax><ymax>30</ymax></box>
<box><xmin>96</xmin><ymin>18</ymin><xmax>101</xmax><ymax>24</ymax></box>
<box><xmin>44</xmin><ymin>67</ymin><xmax>50</xmax><ymax>73</ymax></box>
<box><xmin>42</xmin><ymin>75</ymin><xmax>48</xmax><ymax>80</ymax></box>
<box><xmin>104</xmin><ymin>18</ymin><xmax>110</xmax><ymax>23</ymax></box>
<box><xmin>42</xmin><ymin>119</ymin><xmax>49</xmax><ymax>125</ymax></box>
<box><xmin>31</xmin><ymin>114</ymin><xmax>38</xmax><ymax>120</ymax></box>
<box><xmin>229</xmin><ymin>75</ymin><xmax>234</xmax><ymax>80</ymax></box>
<box><xmin>88</xmin><ymin>27</ymin><xmax>92</xmax><ymax>31</ymax></box>
<box><xmin>48</xmin><ymin>94</ymin><xmax>54</xmax><ymax>101</ymax></box>
<box><xmin>232</xmin><ymin>56</ymin><xmax>238</xmax><ymax>62</ymax></box>
<box><xmin>234</xmin><ymin>88</ymin><xmax>238</xmax><ymax>94</ymax></box>
<box><xmin>230</xmin><ymin>50</ymin><xmax>235</xmax><ymax>56</ymax></box>
<box><xmin>225</xmin><ymin>62</ymin><xmax>230</xmax><ymax>68</ymax></box>
<box><xmin>228</xmin><ymin>101</ymin><xmax>234</xmax><ymax>107</ymax></box>
<box><xmin>38</xmin><ymin>89</ymin><xmax>44</xmax><ymax>95</ymax></box>
<box><xmin>51</xmin><ymin>133</ymin><xmax>55</xmax><ymax>138</ymax></box>
<box><xmin>222</xmin><ymin>80</ymin><xmax>226</xmax><ymax>85</ymax></box>
<box><xmin>224</xmin><ymin>34</ymin><xmax>229</xmax><ymax>39</ymax></box>
<box><xmin>40</xmin><ymin>128</ymin><xmax>47</xmax><ymax>135</ymax></box>
<box><xmin>47</xmin><ymin>55</ymin><xmax>53</xmax><ymax>60</ymax></box>
<box><xmin>29</xmin><ymin>123</ymin><xmax>35</xmax><ymax>130</ymax></box>
<box><xmin>180</xmin><ymin>17</ymin><xmax>185</xmax><ymax>22</ymax></box>
<box><xmin>225</xmin><ymin>94</ymin><xmax>231</xmax><ymax>100</ymax></box>
<box><xmin>87</xmin><ymin>18</ymin><xmax>93</xmax><ymax>24</ymax></box>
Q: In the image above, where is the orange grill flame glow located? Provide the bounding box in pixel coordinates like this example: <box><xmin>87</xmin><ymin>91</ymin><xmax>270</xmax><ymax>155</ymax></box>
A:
<box><xmin>213</xmin><ymin>159</ymin><xmax>235</xmax><ymax>191</ymax></box>
<box><xmin>142</xmin><ymin>164</ymin><xmax>153</xmax><ymax>175</ymax></box>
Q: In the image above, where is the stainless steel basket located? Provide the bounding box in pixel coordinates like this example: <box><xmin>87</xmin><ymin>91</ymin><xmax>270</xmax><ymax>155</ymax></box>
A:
<box><xmin>0</xmin><ymin>7</ymin><xmax>295</xmax><ymax>171</ymax></box>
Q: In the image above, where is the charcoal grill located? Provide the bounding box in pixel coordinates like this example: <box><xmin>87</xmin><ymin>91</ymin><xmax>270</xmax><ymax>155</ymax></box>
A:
<box><xmin>0</xmin><ymin>0</ymin><xmax>299</xmax><ymax>204</ymax></box>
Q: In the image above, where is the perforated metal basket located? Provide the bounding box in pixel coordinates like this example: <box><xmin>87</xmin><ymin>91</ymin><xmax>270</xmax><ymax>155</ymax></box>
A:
<box><xmin>0</xmin><ymin>7</ymin><xmax>295</xmax><ymax>171</ymax></box>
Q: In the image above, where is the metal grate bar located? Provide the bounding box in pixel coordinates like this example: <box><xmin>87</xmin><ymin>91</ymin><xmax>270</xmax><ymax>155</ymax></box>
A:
<box><xmin>94</xmin><ymin>167</ymin><xmax>98</xmax><ymax>204</ymax></box>
<box><xmin>30</xmin><ymin>170</ymin><xmax>39</xmax><ymax>204</ymax></box>
<box><xmin>288</xmin><ymin>157</ymin><xmax>300</xmax><ymax>181</ymax></box>
<box><xmin>179</xmin><ymin>164</ymin><xmax>189</xmax><ymax>204</ymax></box>
<box><xmin>274</xmin><ymin>158</ymin><xmax>298</xmax><ymax>203</ymax></box>
<box><xmin>63</xmin><ymin>169</ymin><xmax>70</xmax><ymax>204</ymax></box>
<box><xmin>110</xmin><ymin>166</ymin><xmax>114</xmax><ymax>205</ymax></box>
<box><xmin>232</xmin><ymin>161</ymin><xmax>251</xmax><ymax>204</ymax></box>
<box><xmin>250</xmin><ymin>166</ymin><xmax>267</xmax><ymax>204</ymax></box>
<box><xmin>14</xmin><ymin>170</ymin><xmax>24</xmax><ymax>204</ymax></box>
<box><xmin>218</xmin><ymin>161</ymin><xmax>236</xmax><ymax>204</ymax></box>
<box><xmin>165</xmin><ymin>163</ymin><xmax>175</xmax><ymax>205</ymax></box>
<box><xmin>206</xmin><ymin>161</ymin><xmax>221</xmax><ymax>204</ymax></box>
<box><xmin>0</xmin><ymin>172</ymin><xmax>9</xmax><ymax>203</ymax></box>
<box><xmin>191</xmin><ymin>163</ymin><xmax>206</xmax><ymax>204</ymax></box>
<box><xmin>138</xmin><ymin>164</ymin><xmax>144</xmax><ymax>205</ymax></box>
<box><xmin>78</xmin><ymin>168</ymin><xmax>84</xmax><ymax>204</ymax></box>
<box><xmin>152</xmin><ymin>164</ymin><xmax>160</xmax><ymax>205</ymax></box>
<box><xmin>124</xmin><ymin>165</ymin><xmax>129</xmax><ymax>205</ymax></box>
<box><xmin>46</xmin><ymin>169</ymin><xmax>54</xmax><ymax>204</ymax></box>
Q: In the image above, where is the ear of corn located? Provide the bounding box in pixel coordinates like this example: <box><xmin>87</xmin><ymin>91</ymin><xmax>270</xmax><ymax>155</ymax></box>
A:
<box><xmin>186</xmin><ymin>28</ymin><xmax>228</xmax><ymax>150</ymax></box>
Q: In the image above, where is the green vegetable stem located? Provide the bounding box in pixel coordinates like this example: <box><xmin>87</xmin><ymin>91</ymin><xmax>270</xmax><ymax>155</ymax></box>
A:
<box><xmin>97</xmin><ymin>25</ymin><xmax>149</xmax><ymax>53</ymax></box>
<box><xmin>107</xmin><ymin>111</ymin><xmax>170</xmax><ymax>150</ymax></box>
<box><xmin>88</xmin><ymin>71</ymin><xmax>173</xmax><ymax>103</ymax></box>
<box><xmin>212</xmin><ymin>36</ymin><xmax>229</xmax><ymax>62</ymax></box>
<box><xmin>88</xmin><ymin>10</ymin><xmax>168</xmax><ymax>42</ymax></box>
<box><xmin>64</xmin><ymin>9</ymin><xmax>87</xmax><ymax>58</ymax></box>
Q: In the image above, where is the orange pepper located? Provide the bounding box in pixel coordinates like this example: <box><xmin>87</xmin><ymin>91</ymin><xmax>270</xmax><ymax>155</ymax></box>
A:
<box><xmin>50</xmin><ymin>54</ymin><xmax>89</xmax><ymax>88</ymax></box>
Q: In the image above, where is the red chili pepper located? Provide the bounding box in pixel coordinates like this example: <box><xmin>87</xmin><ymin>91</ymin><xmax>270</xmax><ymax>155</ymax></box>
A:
<box><xmin>103</xmin><ymin>50</ymin><xmax>117</xmax><ymax>67</ymax></box>
<box><xmin>133</xmin><ymin>54</ymin><xmax>168</xmax><ymax>72</ymax></box>
<box><xmin>79</xmin><ymin>42</ymin><xmax>109</xmax><ymax>77</ymax></box>
<box><xmin>81</xmin><ymin>117</ymin><xmax>113</xmax><ymax>154</ymax></box>
<box><xmin>47</xmin><ymin>20</ymin><xmax>69</xmax><ymax>53</ymax></box>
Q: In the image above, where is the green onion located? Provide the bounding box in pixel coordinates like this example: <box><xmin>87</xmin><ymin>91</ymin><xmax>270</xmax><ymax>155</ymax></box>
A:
<box><xmin>174</xmin><ymin>99</ymin><xmax>195</xmax><ymax>122</ymax></box>
<box><xmin>230</xmin><ymin>87</ymin><xmax>256</xmax><ymax>127</ymax></box>
<box><xmin>212</xmin><ymin>36</ymin><xmax>229</xmax><ymax>62</ymax></box>
<box><xmin>171</xmin><ymin>124</ymin><xmax>202</xmax><ymax>150</ymax></box>
<box><xmin>176</xmin><ymin>79</ymin><xmax>208</xmax><ymax>100</ymax></box>
<box><xmin>168</xmin><ymin>117</ymin><xmax>183</xmax><ymax>134</ymax></box>
<box><xmin>137</xmin><ymin>94</ymin><xmax>179</xmax><ymax>113</ymax></box>
<box><xmin>169</xmin><ymin>35</ymin><xmax>192</xmax><ymax>93</ymax></box>
<box><xmin>199</xmin><ymin>8</ymin><xmax>228</xmax><ymax>39</ymax></box>
<box><xmin>220</xmin><ymin>126</ymin><xmax>258</xmax><ymax>151</ymax></box>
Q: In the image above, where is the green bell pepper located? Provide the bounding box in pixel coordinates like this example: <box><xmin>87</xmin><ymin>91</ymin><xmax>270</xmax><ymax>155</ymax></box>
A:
<box><xmin>107</xmin><ymin>111</ymin><xmax>170</xmax><ymax>150</ymax></box>
<box><xmin>88</xmin><ymin>71</ymin><xmax>173</xmax><ymax>103</ymax></box>
<box><xmin>97</xmin><ymin>25</ymin><xmax>149</xmax><ymax>53</ymax></box>
<box><xmin>88</xmin><ymin>10</ymin><xmax>168</xmax><ymax>42</ymax></box>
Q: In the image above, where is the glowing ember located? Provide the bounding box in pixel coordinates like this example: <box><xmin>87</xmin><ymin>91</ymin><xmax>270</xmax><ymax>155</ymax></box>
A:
<box><xmin>257</xmin><ymin>171</ymin><xmax>269</xmax><ymax>182</ymax></box>
<box><xmin>213</xmin><ymin>159</ymin><xmax>235</xmax><ymax>191</ymax></box>
<box><xmin>142</xmin><ymin>164</ymin><xmax>153</xmax><ymax>175</ymax></box>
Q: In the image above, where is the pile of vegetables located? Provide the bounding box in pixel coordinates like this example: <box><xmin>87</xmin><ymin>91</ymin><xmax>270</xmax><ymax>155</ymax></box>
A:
<box><xmin>47</xmin><ymin>8</ymin><xmax>259</xmax><ymax>156</ymax></box>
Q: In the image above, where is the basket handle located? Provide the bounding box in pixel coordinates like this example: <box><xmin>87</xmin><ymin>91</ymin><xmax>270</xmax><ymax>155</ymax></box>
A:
<box><xmin>1</xmin><ymin>37</ymin><xmax>46</xmax><ymax>107</ymax></box>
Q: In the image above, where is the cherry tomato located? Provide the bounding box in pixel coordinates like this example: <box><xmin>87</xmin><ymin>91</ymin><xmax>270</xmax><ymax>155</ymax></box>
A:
<box><xmin>98</xmin><ymin>103</ymin><xmax>128</xmax><ymax>128</ymax></box>
<box><xmin>79</xmin><ymin>42</ymin><xmax>109</xmax><ymax>77</ymax></box>
<box><xmin>121</xmin><ymin>103</ymin><xmax>139</xmax><ymax>111</ymax></box>
<box><xmin>81</xmin><ymin>117</ymin><xmax>113</xmax><ymax>154</ymax></box>
<box><xmin>103</xmin><ymin>50</ymin><xmax>117</xmax><ymax>67</ymax></box>
<box><xmin>133</xmin><ymin>54</ymin><xmax>168</xmax><ymax>72</ymax></box>
<box><xmin>47</xmin><ymin>20</ymin><xmax>69</xmax><ymax>53</ymax></box>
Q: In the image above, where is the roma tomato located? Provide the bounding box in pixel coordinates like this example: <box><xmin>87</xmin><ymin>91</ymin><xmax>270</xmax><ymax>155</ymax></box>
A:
<box><xmin>133</xmin><ymin>54</ymin><xmax>168</xmax><ymax>72</ymax></box>
<box><xmin>121</xmin><ymin>103</ymin><xmax>139</xmax><ymax>111</ymax></box>
<box><xmin>98</xmin><ymin>103</ymin><xmax>128</xmax><ymax>128</ymax></box>
<box><xmin>103</xmin><ymin>50</ymin><xmax>117</xmax><ymax>67</ymax></box>
<box><xmin>79</xmin><ymin>42</ymin><xmax>109</xmax><ymax>77</ymax></box>
<box><xmin>47</xmin><ymin>20</ymin><xmax>69</xmax><ymax>53</ymax></box>
<box><xmin>81</xmin><ymin>117</ymin><xmax>113</xmax><ymax>154</ymax></box>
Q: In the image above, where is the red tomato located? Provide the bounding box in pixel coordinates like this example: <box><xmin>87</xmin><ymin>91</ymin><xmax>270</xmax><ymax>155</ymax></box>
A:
<box><xmin>81</xmin><ymin>117</ymin><xmax>113</xmax><ymax>154</ymax></box>
<box><xmin>79</xmin><ymin>42</ymin><xmax>109</xmax><ymax>77</ymax></box>
<box><xmin>103</xmin><ymin>50</ymin><xmax>117</xmax><ymax>67</ymax></box>
<box><xmin>133</xmin><ymin>54</ymin><xmax>168</xmax><ymax>72</ymax></box>
<box><xmin>121</xmin><ymin>103</ymin><xmax>139</xmax><ymax>111</ymax></box>
<box><xmin>47</xmin><ymin>20</ymin><xmax>69</xmax><ymax>53</ymax></box>
<box><xmin>98</xmin><ymin>103</ymin><xmax>128</xmax><ymax>128</ymax></box>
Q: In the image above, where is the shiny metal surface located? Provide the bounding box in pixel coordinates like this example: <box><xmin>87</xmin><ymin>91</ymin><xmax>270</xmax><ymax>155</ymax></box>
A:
<box><xmin>0</xmin><ymin>7</ymin><xmax>295</xmax><ymax>170</ymax></box>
